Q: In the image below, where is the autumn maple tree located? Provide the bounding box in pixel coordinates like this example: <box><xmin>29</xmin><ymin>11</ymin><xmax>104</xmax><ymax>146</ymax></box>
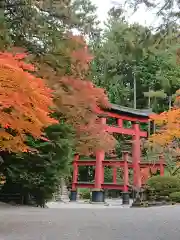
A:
<box><xmin>0</xmin><ymin>51</ymin><xmax>56</xmax><ymax>152</ymax></box>
<box><xmin>38</xmin><ymin>35</ymin><xmax>116</xmax><ymax>155</ymax></box>
<box><xmin>149</xmin><ymin>90</ymin><xmax>180</xmax><ymax>154</ymax></box>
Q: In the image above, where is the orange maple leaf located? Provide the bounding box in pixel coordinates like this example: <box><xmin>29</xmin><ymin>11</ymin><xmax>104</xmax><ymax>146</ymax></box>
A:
<box><xmin>0</xmin><ymin>51</ymin><xmax>57</xmax><ymax>152</ymax></box>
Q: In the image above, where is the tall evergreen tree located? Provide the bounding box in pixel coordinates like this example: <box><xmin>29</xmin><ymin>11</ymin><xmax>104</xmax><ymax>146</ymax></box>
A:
<box><xmin>91</xmin><ymin>6</ymin><xmax>180</xmax><ymax>112</ymax></box>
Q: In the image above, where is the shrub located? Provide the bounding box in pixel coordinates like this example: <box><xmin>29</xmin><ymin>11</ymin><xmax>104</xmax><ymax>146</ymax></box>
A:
<box><xmin>169</xmin><ymin>192</ymin><xmax>180</xmax><ymax>203</ymax></box>
<box><xmin>147</xmin><ymin>176</ymin><xmax>180</xmax><ymax>200</ymax></box>
<box><xmin>79</xmin><ymin>188</ymin><xmax>91</xmax><ymax>199</ymax></box>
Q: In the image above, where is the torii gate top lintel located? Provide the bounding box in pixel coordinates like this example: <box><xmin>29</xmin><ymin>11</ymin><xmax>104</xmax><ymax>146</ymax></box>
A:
<box><xmin>102</xmin><ymin>104</ymin><xmax>154</xmax><ymax>123</ymax></box>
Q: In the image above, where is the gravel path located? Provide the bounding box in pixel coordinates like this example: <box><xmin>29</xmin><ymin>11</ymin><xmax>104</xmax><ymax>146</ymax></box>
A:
<box><xmin>0</xmin><ymin>205</ymin><xmax>180</xmax><ymax>240</ymax></box>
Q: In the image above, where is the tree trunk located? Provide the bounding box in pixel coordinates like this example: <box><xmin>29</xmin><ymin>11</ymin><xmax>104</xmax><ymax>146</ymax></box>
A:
<box><xmin>168</xmin><ymin>95</ymin><xmax>172</xmax><ymax>109</ymax></box>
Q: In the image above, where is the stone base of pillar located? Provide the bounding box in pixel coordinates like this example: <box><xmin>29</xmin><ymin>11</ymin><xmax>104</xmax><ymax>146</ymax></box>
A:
<box><xmin>70</xmin><ymin>190</ymin><xmax>77</xmax><ymax>201</ymax></box>
<box><xmin>91</xmin><ymin>190</ymin><xmax>104</xmax><ymax>203</ymax></box>
<box><xmin>122</xmin><ymin>192</ymin><xmax>130</xmax><ymax>205</ymax></box>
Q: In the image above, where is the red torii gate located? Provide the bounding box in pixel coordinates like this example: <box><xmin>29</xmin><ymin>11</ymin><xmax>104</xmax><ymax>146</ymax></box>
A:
<box><xmin>70</xmin><ymin>104</ymin><xmax>165</xmax><ymax>203</ymax></box>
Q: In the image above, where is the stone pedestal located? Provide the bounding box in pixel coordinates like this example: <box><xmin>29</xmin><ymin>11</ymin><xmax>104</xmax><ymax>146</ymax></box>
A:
<box><xmin>91</xmin><ymin>190</ymin><xmax>104</xmax><ymax>203</ymax></box>
<box><xmin>122</xmin><ymin>192</ymin><xmax>130</xmax><ymax>205</ymax></box>
<box><xmin>70</xmin><ymin>190</ymin><xmax>77</xmax><ymax>201</ymax></box>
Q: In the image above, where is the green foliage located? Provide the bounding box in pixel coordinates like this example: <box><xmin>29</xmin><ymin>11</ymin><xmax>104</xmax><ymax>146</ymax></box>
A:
<box><xmin>104</xmin><ymin>167</ymin><xmax>123</xmax><ymax>183</ymax></box>
<box><xmin>1</xmin><ymin>0</ymin><xmax>100</xmax><ymax>53</ymax></box>
<box><xmin>91</xmin><ymin>10</ymin><xmax>154</xmax><ymax>107</ymax></box>
<box><xmin>0</xmin><ymin>12</ymin><xmax>12</xmax><ymax>50</ymax></box>
<box><xmin>71</xmin><ymin>0</ymin><xmax>101</xmax><ymax>40</ymax></box>
<box><xmin>79</xmin><ymin>188</ymin><xmax>91</xmax><ymax>200</ymax></box>
<box><xmin>91</xmin><ymin>6</ymin><xmax>180</xmax><ymax>112</ymax></box>
<box><xmin>104</xmin><ymin>167</ymin><xmax>112</xmax><ymax>182</ymax></box>
<box><xmin>29</xmin><ymin>123</ymin><xmax>74</xmax><ymax>175</ymax></box>
<box><xmin>169</xmin><ymin>192</ymin><xmax>180</xmax><ymax>203</ymax></box>
<box><xmin>0</xmin><ymin>122</ymin><xmax>74</xmax><ymax>205</ymax></box>
<box><xmin>147</xmin><ymin>176</ymin><xmax>180</xmax><ymax>199</ymax></box>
